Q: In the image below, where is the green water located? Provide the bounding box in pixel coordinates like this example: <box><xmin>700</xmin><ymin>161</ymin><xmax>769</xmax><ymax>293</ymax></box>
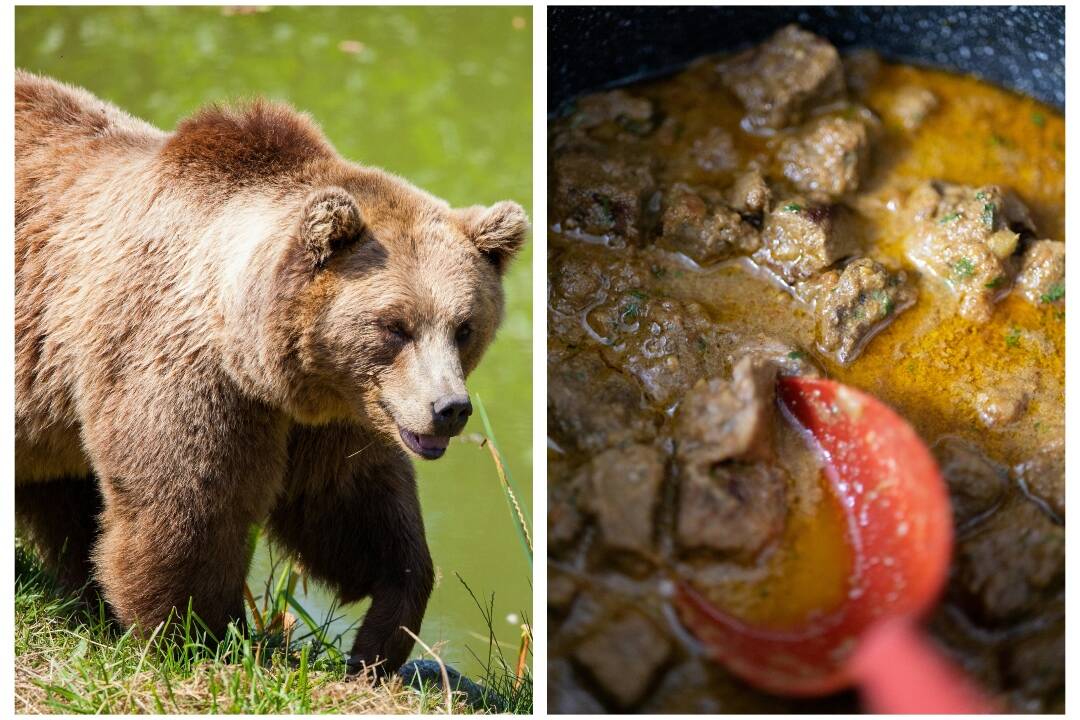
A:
<box><xmin>16</xmin><ymin>6</ymin><xmax>532</xmax><ymax>679</ymax></box>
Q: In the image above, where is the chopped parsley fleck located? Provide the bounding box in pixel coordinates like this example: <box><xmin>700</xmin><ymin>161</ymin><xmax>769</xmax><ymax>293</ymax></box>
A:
<box><xmin>592</xmin><ymin>194</ymin><xmax>615</xmax><ymax>226</ymax></box>
<box><xmin>620</xmin><ymin>302</ymin><xmax>640</xmax><ymax>322</ymax></box>
<box><xmin>985</xmin><ymin>275</ymin><xmax>1006</xmax><ymax>289</ymax></box>
<box><xmin>782</xmin><ymin>202</ymin><xmax>803</xmax><ymax>213</ymax></box>
<box><xmin>872</xmin><ymin>289</ymin><xmax>895</xmax><ymax>317</ymax></box>
<box><xmin>952</xmin><ymin>258</ymin><xmax>976</xmax><ymax>279</ymax></box>
<box><xmin>975</xmin><ymin>191</ymin><xmax>988</xmax><ymax>200</ymax></box>
<box><xmin>939</xmin><ymin>212</ymin><xmax>962</xmax><ymax>224</ymax></box>
<box><xmin>1041</xmin><ymin>283</ymin><xmax>1065</xmax><ymax>303</ymax></box>
<box><xmin>1031</xmin><ymin>111</ymin><xmax>1046</xmax><ymax>127</ymax></box>
<box><xmin>629</xmin><ymin>289</ymin><xmax>648</xmax><ymax>301</ymax></box>
<box><xmin>1005</xmin><ymin>327</ymin><xmax>1021</xmax><ymax>348</ymax></box>
<box><xmin>981</xmin><ymin>202</ymin><xmax>996</xmax><ymax>228</ymax></box>
<box><xmin>787</xmin><ymin>350</ymin><xmax>806</xmax><ymax>360</ymax></box>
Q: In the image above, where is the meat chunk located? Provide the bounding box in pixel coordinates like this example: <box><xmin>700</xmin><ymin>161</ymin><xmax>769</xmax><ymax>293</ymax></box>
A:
<box><xmin>549</xmin><ymin>659</ymin><xmax>606</xmax><ymax>714</ymax></box>
<box><xmin>549</xmin><ymin>245</ymin><xmax>651</xmax><ymax>316</ymax></box>
<box><xmin>548</xmin><ymin>472</ymin><xmax>586</xmax><ymax>552</ymax></box>
<box><xmin>549</xmin><ymin>570</ymin><xmax>579</xmax><ymax>614</ymax></box>
<box><xmin>674</xmin><ymin>355</ymin><xmax>778</xmax><ymax>463</ymax></box>
<box><xmin>974</xmin><ymin>374</ymin><xmax>1035</xmax><ymax>428</ymax></box>
<box><xmin>754</xmin><ymin>201</ymin><xmax>858</xmax><ymax>284</ymax></box>
<box><xmin>588</xmin><ymin>295</ymin><xmax>725</xmax><ymax>408</ymax></box>
<box><xmin>777</xmin><ymin>116</ymin><xmax>871</xmax><ymax>200</ymax></box>
<box><xmin>676</xmin><ymin>462</ymin><xmax>787</xmax><ymax>560</ymax></box>
<box><xmin>1015</xmin><ymin>441</ymin><xmax>1064</xmax><ymax>521</ymax></box>
<box><xmin>728</xmin><ymin>168</ymin><xmax>771</xmax><ymax>215</ymax></box>
<box><xmin>579</xmin><ymin>444</ymin><xmax>665</xmax><ymax>556</ymax></box>
<box><xmin>1015</xmin><ymin>239</ymin><xmax>1065</xmax><ymax>308</ymax></box>
<box><xmin>547</xmin><ymin>348</ymin><xmax>660</xmax><ymax>453</ymax></box>
<box><xmin>953</xmin><ymin>498</ymin><xmax>1064</xmax><ymax>626</ymax></box>
<box><xmin>548</xmin><ymin>245</ymin><xmax>651</xmax><ymax>344</ymax></box>
<box><xmin>553</xmin><ymin>149</ymin><xmax>654</xmax><ymax>243</ymax></box>
<box><xmin>905</xmin><ymin>181</ymin><xmax>1035</xmax><ymax>322</ymax></box>
<box><xmin>639</xmin><ymin>661</ymin><xmax>723</xmax><ymax>714</ymax></box>
<box><xmin>573</xmin><ymin>610</ymin><xmax>673</xmax><ymax>709</ymax></box>
<box><xmin>673</xmin><ymin>356</ymin><xmax>786</xmax><ymax>559</ymax></box>
<box><xmin>723</xmin><ymin>333</ymin><xmax>822</xmax><ymax>378</ymax></box>
<box><xmin>932</xmin><ymin>436</ymin><xmax>1009</xmax><ymax>528</ymax></box>
<box><xmin>888</xmin><ymin>85</ymin><xmax>938</xmax><ymax>130</ymax></box>
<box><xmin>658</xmin><ymin>183</ymin><xmax>760</xmax><ymax>265</ymax></box>
<box><xmin>720</xmin><ymin>25</ymin><xmax>845</xmax><ymax>131</ymax></box>
<box><xmin>570</xmin><ymin>89</ymin><xmax>656</xmax><ymax>135</ymax></box>
<box><xmin>688</xmin><ymin>126</ymin><xmax>738</xmax><ymax>173</ymax></box>
<box><xmin>802</xmin><ymin>258</ymin><xmax>916</xmax><ymax>364</ymax></box>
<box><xmin>1003</xmin><ymin>621</ymin><xmax>1065</xmax><ymax>709</ymax></box>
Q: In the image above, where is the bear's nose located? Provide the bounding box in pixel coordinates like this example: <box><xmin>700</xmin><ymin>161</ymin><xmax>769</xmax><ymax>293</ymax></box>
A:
<box><xmin>432</xmin><ymin>393</ymin><xmax>473</xmax><ymax>434</ymax></box>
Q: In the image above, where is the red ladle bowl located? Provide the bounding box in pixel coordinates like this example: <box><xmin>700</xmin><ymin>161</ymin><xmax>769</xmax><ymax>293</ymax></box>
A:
<box><xmin>674</xmin><ymin>376</ymin><xmax>995</xmax><ymax>713</ymax></box>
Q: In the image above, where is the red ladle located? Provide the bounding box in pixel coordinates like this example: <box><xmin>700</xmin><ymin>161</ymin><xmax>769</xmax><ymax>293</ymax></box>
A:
<box><xmin>674</xmin><ymin>376</ymin><xmax>996</xmax><ymax>713</ymax></box>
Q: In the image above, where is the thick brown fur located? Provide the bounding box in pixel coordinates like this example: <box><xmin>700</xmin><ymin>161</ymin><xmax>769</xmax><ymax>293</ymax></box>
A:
<box><xmin>15</xmin><ymin>70</ymin><xmax>527</xmax><ymax>672</ymax></box>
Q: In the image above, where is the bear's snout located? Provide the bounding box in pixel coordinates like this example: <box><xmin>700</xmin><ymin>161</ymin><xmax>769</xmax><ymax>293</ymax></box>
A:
<box><xmin>432</xmin><ymin>393</ymin><xmax>472</xmax><ymax>436</ymax></box>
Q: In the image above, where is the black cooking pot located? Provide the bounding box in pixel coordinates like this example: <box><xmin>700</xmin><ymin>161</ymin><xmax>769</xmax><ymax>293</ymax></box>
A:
<box><xmin>549</xmin><ymin>5</ymin><xmax>1064</xmax><ymax>113</ymax></box>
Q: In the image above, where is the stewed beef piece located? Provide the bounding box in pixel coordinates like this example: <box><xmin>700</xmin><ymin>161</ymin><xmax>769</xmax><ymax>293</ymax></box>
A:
<box><xmin>720</xmin><ymin>25</ymin><xmax>845</xmax><ymax>131</ymax></box>
<box><xmin>800</xmin><ymin>258</ymin><xmax>916</xmax><ymax>364</ymax></box>
<box><xmin>777</xmin><ymin>115</ymin><xmax>871</xmax><ymax>201</ymax></box>
<box><xmin>904</xmin><ymin>181</ymin><xmax>1035</xmax><ymax>322</ymax></box>
<box><xmin>1015</xmin><ymin>239</ymin><xmax>1065</xmax><ymax>308</ymax></box>
<box><xmin>672</xmin><ymin>356</ymin><xmax>787</xmax><ymax>560</ymax></box>
<box><xmin>754</xmin><ymin>200</ymin><xmax>858</xmax><ymax>284</ymax></box>
<box><xmin>658</xmin><ymin>182</ymin><xmax>760</xmax><ymax>265</ymax></box>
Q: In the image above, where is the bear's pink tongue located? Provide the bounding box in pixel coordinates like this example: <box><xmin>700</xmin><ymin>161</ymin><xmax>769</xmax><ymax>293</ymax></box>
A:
<box><xmin>399</xmin><ymin>427</ymin><xmax>450</xmax><ymax>459</ymax></box>
<box><xmin>416</xmin><ymin>434</ymin><xmax>449</xmax><ymax>451</ymax></box>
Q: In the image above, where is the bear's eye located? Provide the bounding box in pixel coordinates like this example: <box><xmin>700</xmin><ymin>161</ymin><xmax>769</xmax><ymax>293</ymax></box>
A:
<box><xmin>455</xmin><ymin>323</ymin><xmax>472</xmax><ymax>344</ymax></box>
<box><xmin>382</xmin><ymin>321</ymin><xmax>413</xmax><ymax>343</ymax></box>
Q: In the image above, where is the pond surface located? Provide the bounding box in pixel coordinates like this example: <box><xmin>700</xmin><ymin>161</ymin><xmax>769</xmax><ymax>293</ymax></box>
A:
<box><xmin>16</xmin><ymin>5</ymin><xmax>532</xmax><ymax>679</ymax></box>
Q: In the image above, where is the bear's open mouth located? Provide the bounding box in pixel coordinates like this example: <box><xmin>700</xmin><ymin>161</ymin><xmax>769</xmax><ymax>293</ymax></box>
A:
<box><xmin>398</xmin><ymin>427</ymin><xmax>450</xmax><ymax>460</ymax></box>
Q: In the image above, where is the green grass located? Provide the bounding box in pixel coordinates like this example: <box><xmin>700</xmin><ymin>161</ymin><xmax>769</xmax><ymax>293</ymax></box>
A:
<box><xmin>15</xmin><ymin>543</ymin><xmax>460</xmax><ymax>714</ymax></box>
<box><xmin>15</xmin><ymin>540</ymin><xmax>538</xmax><ymax>714</ymax></box>
<box><xmin>14</xmin><ymin>403</ymin><xmax>531</xmax><ymax>714</ymax></box>
<box><xmin>455</xmin><ymin>574</ymin><xmax>532</xmax><ymax>714</ymax></box>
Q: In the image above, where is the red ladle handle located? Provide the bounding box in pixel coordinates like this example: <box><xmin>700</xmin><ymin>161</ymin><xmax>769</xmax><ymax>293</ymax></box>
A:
<box><xmin>852</xmin><ymin>618</ymin><xmax>999</xmax><ymax>714</ymax></box>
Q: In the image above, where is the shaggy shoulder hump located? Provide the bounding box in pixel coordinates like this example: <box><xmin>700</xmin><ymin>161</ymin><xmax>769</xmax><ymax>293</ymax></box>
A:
<box><xmin>160</xmin><ymin>99</ymin><xmax>336</xmax><ymax>187</ymax></box>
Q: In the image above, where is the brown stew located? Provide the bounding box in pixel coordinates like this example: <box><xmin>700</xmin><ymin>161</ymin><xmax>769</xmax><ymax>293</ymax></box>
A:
<box><xmin>548</xmin><ymin>26</ymin><xmax>1064</xmax><ymax>713</ymax></box>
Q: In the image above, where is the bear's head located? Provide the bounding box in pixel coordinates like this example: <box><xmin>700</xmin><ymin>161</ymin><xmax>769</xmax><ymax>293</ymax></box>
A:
<box><xmin>169</xmin><ymin>101</ymin><xmax>527</xmax><ymax>460</ymax></box>
<box><xmin>259</xmin><ymin>175</ymin><xmax>526</xmax><ymax>460</ymax></box>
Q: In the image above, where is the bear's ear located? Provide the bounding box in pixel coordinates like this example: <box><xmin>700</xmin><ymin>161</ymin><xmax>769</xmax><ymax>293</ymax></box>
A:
<box><xmin>456</xmin><ymin>201</ymin><xmax>529</xmax><ymax>274</ymax></box>
<box><xmin>299</xmin><ymin>187</ymin><xmax>365</xmax><ymax>268</ymax></box>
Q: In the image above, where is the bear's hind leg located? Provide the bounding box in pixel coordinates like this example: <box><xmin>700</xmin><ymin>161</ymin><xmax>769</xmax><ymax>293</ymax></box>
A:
<box><xmin>16</xmin><ymin>476</ymin><xmax>103</xmax><ymax>599</ymax></box>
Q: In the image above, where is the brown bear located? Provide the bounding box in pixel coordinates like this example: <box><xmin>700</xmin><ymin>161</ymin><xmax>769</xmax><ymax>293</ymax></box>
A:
<box><xmin>14</xmin><ymin>70</ymin><xmax>528</xmax><ymax>673</ymax></box>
